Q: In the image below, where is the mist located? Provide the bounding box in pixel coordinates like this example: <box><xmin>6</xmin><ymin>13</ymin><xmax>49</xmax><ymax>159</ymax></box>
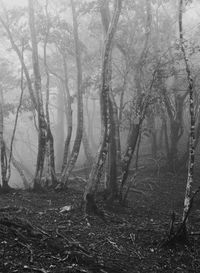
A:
<box><xmin>0</xmin><ymin>1</ymin><xmax>200</xmax><ymax>272</ymax></box>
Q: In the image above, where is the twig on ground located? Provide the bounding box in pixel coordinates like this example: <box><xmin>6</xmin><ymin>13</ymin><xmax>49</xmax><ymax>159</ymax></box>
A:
<box><xmin>106</xmin><ymin>238</ymin><xmax>122</xmax><ymax>252</ymax></box>
<box><xmin>17</xmin><ymin>241</ymin><xmax>34</xmax><ymax>263</ymax></box>
<box><xmin>23</xmin><ymin>265</ymin><xmax>49</xmax><ymax>273</ymax></box>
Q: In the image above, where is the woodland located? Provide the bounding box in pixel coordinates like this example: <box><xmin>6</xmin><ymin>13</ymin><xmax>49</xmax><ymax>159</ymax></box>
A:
<box><xmin>0</xmin><ymin>0</ymin><xmax>200</xmax><ymax>272</ymax></box>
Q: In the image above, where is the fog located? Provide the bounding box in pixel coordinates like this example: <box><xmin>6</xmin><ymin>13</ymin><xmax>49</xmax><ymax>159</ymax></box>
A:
<box><xmin>1</xmin><ymin>1</ymin><xmax>200</xmax><ymax>272</ymax></box>
<box><xmin>0</xmin><ymin>0</ymin><xmax>199</xmax><ymax>191</ymax></box>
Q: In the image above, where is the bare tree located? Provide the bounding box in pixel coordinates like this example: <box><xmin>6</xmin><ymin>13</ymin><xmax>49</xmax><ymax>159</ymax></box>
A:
<box><xmin>60</xmin><ymin>0</ymin><xmax>83</xmax><ymax>185</ymax></box>
<box><xmin>179</xmin><ymin>0</ymin><xmax>195</xmax><ymax>229</ymax></box>
<box><xmin>43</xmin><ymin>0</ymin><xmax>56</xmax><ymax>185</ymax></box>
<box><xmin>28</xmin><ymin>0</ymin><xmax>47</xmax><ymax>189</ymax></box>
<box><xmin>165</xmin><ymin>0</ymin><xmax>196</xmax><ymax>244</ymax></box>
<box><xmin>0</xmin><ymin>41</ymin><xmax>25</xmax><ymax>191</ymax></box>
<box><xmin>100</xmin><ymin>0</ymin><xmax>119</xmax><ymax>201</ymax></box>
<box><xmin>84</xmin><ymin>0</ymin><xmax>122</xmax><ymax>206</ymax></box>
<box><xmin>61</xmin><ymin>57</ymin><xmax>73</xmax><ymax>172</ymax></box>
<box><xmin>0</xmin><ymin>87</ymin><xmax>8</xmax><ymax>190</ymax></box>
<box><xmin>119</xmin><ymin>0</ymin><xmax>152</xmax><ymax>200</ymax></box>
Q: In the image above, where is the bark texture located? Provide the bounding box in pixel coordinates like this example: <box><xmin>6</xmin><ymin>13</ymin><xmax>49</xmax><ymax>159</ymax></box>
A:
<box><xmin>61</xmin><ymin>58</ymin><xmax>73</xmax><ymax>172</ymax></box>
<box><xmin>84</xmin><ymin>0</ymin><xmax>122</xmax><ymax>200</ymax></box>
<box><xmin>61</xmin><ymin>0</ymin><xmax>83</xmax><ymax>184</ymax></box>
<box><xmin>29</xmin><ymin>0</ymin><xmax>47</xmax><ymax>188</ymax></box>
<box><xmin>179</xmin><ymin>0</ymin><xmax>195</xmax><ymax>223</ymax></box>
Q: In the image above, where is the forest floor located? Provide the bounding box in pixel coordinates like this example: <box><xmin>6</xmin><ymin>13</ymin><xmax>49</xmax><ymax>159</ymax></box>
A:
<box><xmin>0</xmin><ymin>169</ymin><xmax>200</xmax><ymax>272</ymax></box>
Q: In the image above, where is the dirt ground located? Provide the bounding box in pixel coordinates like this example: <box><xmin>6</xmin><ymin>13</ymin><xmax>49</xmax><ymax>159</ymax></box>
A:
<box><xmin>0</xmin><ymin>170</ymin><xmax>200</xmax><ymax>273</ymax></box>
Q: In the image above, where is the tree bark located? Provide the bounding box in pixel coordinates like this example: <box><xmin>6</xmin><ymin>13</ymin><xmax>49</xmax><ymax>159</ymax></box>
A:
<box><xmin>119</xmin><ymin>0</ymin><xmax>152</xmax><ymax>198</ymax></box>
<box><xmin>162</xmin><ymin>88</ymin><xmax>186</xmax><ymax>171</ymax></box>
<box><xmin>5</xmin><ymin>145</ymin><xmax>30</xmax><ymax>189</ymax></box>
<box><xmin>43</xmin><ymin>0</ymin><xmax>56</xmax><ymax>185</ymax></box>
<box><xmin>82</xmin><ymin>123</ymin><xmax>94</xmax><ymax>165</ymax></box>
<box><xmin>179</xmin><ymin>0</ymin><xmax>195</xmax><ymax>225</ymax></box>
<box><xmin>100</xmin><ymin>0</ymin><xmax>120</xmax><ymax>200</ymax></box>
<box><xmin>0</xmin><ymin>88</ymin><xmax>8</xmax><ymax>190</ymax></box>
<box><xmin>29</xmin><ymin>0</ymin><xmax>47</xmax><ymax>189</ymax></box>
<box><xmin>61</xmin><ymin>57</ymin><xmax>73</xmax><ymax>172</ymax></box>
<box><xmin>61</xmin><ymin>0</ymin><xmax>83</xmax><ymax>184</ymax></box>
<box><xmin>55</xmin><ymin>81</ymin><xmax>65</xmax><ymax>171</ymax></box>
<box><xmin>84</xmin><ymin>0</ymin><xmax>122</xmax><ymax>201</ymax></box>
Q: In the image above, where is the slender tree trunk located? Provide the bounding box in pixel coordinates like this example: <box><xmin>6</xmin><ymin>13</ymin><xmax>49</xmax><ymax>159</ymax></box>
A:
<box><xmin>135</xmin><ymin>129</ymin><xmax>141</xmax><ymax>171</ymax></box>
<box><xmin>43</xmin><ymin>1</ymin><xmax>56</xmax><ymax>185</ymax></box>
<box><xmin>165</xmin><ymin>0</ymin><xmax>195</xmax><ymax>244</ymax></box>
<box><xmin>61</xmin><ymin>0</ymin><xmax>83</xmax><ymax>184</ymax></box>
<box><xmin>149</xmin><ymin>114</ymin><xmax>157</xmax><ymax>159</ymax></box>
<box><xmin>84</xmin><ymin>0</ymin><xmax>122</xmax><ymax>201</ymax></box>
<box><xmin>162</xmin><ymin>89</ymin><xmax>185</xmax><ymax>171</ymax></box>
<box><xmin>0</xmin><ymin>42</ymin><xmax>26</xmax><ymax>190</ymax></box>
<box><xmin>120</xmin><ymin>122</ymin><xmax>140</xmax><ymax>198</ymax></box>
<box><xmin>110</xmin><ymin>92</ymin><xmax>122</xmax><ymax>174</ymax></box>
<box><xmin>55</xmin><ymin>81</ymin><xmax>65</xmax><ymax>171</ymax></box>
<box><xmin>5</xmin><ymin>146</ymin><xmax>30</xmax><ymax>189</ymax></box>
<box><xmin>179</xmin><ymin>0</ymin><xmax>195</xmax><ymax>225</ymax></box>
<box><xmin>107</xmin><ymin>97</ymin><xmax>118</xmax><ymax>200</ymax></box>
<box><xmin>178</xmin><ymin>120</ymin><xmax>200</xmax><ymax>171</ymax></box>
<box><xmin>82</xmin><ymin>123</ymin><xmax>94</xmax><ymax>165</ymax></box>
<box><xmin>61</xmin><ymin>58</ymin><xmax>73</xmax><ymax>172</ymax></box>
<box><xmin>85</xmin><ymin>98</ymin><xmax>96</xmax><ymax>150</ymax></box>
<box><xmin>100</xmin><ymin>0</ymin><xmax>121</xmax><ymax>200</ymax></box>
<box><xmin>119</xmin><ymin>69</ymin><xmax>128</xmax><ymax>124</ymax></box>
<box><xmin>0</xmin><ymin>88</ymin><xmax>8</xmax><ymax>190</ymax></box>
<box><xmin>119</xmin><ymin>0</ymin><xmax>152</xmax><ymax>198</ymax></box>
<box><xmin>29</xmin><ymin>0</ymin><xmax>47</xmax><ymax>189</ymax></box>
<box><xmin>163</xmin><ymin>116</ymin><xmax>170</xmax><ymax>160</ymax></box>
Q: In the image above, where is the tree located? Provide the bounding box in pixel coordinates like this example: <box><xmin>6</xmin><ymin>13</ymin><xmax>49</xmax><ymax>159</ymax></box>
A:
<box><xmin>84</xmin><ymin>0</ymin><xmax>122</xmax><ymax>206</ymax></box>
<box><xmin>164</xmin><ymin>0</ymin><xmax>196</xmax><ymax>244</ymax></box>
<box><xmin>28</xmin><ymin>0</ymin><xmax>47</xmax><ymax>189</ymax></box>
<box><xmin>180</xmin><ymin>0</ymin><xmax>195</xmax><ymax>235</ymax></box>
<box><xmin>0</xmin><ymin>86</ymin><xmax>8</xmax><ymax>190</ymax></box>
<box><xmin>60</xmin><ymin>0</ymin><xmax>84</xmax><ymax>185</ymax></box>
<box><xmin>0</xmin><ymin>38</ymin><xmax>26</xmax><ymax>191</ymax></box>
<box><xmin>119</xmin><ymin>0</ymin><xmax>153</xmax><ymax>201</ymax></box>
<box><xmin>100</xmin><ymin>0</ymin><xmax>119</xmax><ymax>201</ymax></box>
<box><xmin>43</xmin><ymin>0</ymin><xmax>57</xmax><ymax>185</ymax></box>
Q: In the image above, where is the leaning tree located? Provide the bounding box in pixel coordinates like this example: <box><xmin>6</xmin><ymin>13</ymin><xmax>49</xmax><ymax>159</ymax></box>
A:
<box><xmin>84</xmin><ymin>0</ymin><xmax>122</xmax><ymax>208</ymax></box>
<box><xmin>164</xmin><ymin>0</ymin><xmax>196</xmax><ymax>244</ymax></box>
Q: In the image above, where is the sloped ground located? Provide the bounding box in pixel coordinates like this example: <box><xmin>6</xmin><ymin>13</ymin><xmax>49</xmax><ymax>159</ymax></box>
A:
<box><xmin>0</xmin><ymin>171</ymin><xmax>200</xmax><ymax>273</ymax></box>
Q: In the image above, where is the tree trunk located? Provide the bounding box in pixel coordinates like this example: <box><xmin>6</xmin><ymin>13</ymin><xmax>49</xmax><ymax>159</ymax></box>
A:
<box><xmin>178</xmin><ymin>119</ymin><xmax>200</xmax><ymax>171</ymax></box>
<box><xmin>100</xmin><ymin>0</ymin><xmax>121</xmax><ymax>201</ymax></box>
<box><xmin>29</xmin><ymin>0</ymin><xmax>47</xmax><ymax>189</ymax></box>
<box><xmin>119</xmin><ymin>122</ymin><xmax>140</xmax><ymax>198</ymax></box>
<box><xmin>85</xmin><ymin>98</ymin><xmax>96</xmax><ymax>150</ymax></box>
<box><xmin>5</xmin><ymin>146</ymin><xmax>30</xmax><ymax>189</ymax></box>
<box><xmin>162</xmin><ymin>88</ymin><xmax>185</xmax><ymax>171</ymax></box>
<box><xmin>106</xmin><ymin>97</ymin><xmax>118</xmax><ymax>200</ymax></box>
<box><xmin>44</xmin><ymin>1</ymin><xmax>56</xmax><ymax>185</ymax></box>
<box><xmin>55</xmin><ymin>81</ymin><xmax>65</xmax><ymax>172</ymax></box>
<box><xmin>119</xmin><ymin>0</ymin><xmax>152</xmax><ymax>198</ymax></box>
<box><xmin>61</xmin><ymin>0</ymin><xmax>83</xmax><ymax>184</ymax></box>
<box><xmin>179</xmin><ymin>0</ymin><xmax>195</xmax><ymax>225</ymax></box>
<box><xmin>82</xmin><ymin>123</ymin><xmax>94</xmax><ymax>165</ymax></box>
<box><xmin>0</xmin><ymin>88</ymin><xmax>9</xmax><ymax>190</ymax></box>
<box><xmin>61</xmin><ymin>58</ymin><xmax>73</xmax><ymax>172</ymax></box>
<box><xmin>84</xmin><ymin>0</ymin><xmax>122</xmax><ymax>202</ymax></box>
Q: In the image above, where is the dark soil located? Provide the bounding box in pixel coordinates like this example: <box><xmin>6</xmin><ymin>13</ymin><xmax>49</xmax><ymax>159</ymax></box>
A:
<box><xmin>1</xmin><ymin>170</ymin><xmax>200</xmax><ymax>273</ymax></box>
